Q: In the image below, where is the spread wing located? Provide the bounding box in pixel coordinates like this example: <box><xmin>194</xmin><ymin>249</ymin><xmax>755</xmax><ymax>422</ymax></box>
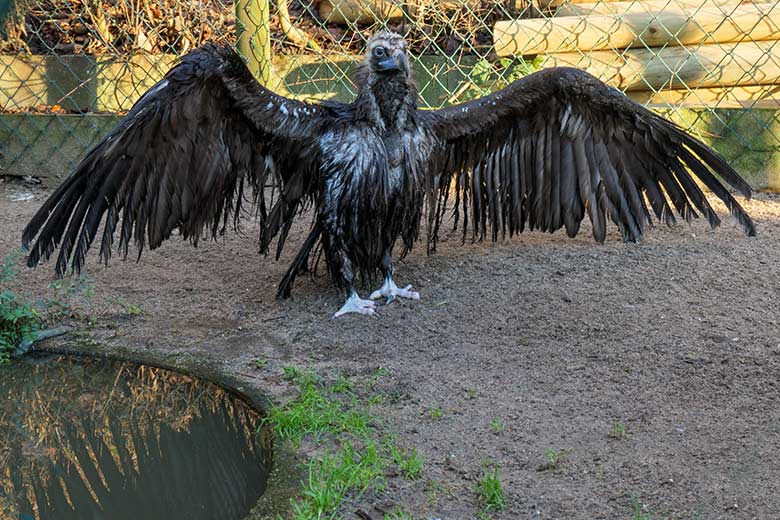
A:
<box><xmin>420</xmin><ymin>67</ymin><xmax>755</xmax><ymax>250</ymax></box>
<box><xmin>23</xmin><ymin>44</ymin><xmax>332</xmax><ymax>276</ymax></box>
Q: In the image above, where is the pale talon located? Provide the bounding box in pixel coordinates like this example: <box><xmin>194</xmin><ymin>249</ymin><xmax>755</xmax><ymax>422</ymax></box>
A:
<box><xmin>333</xmin><ymin>292</ymin><xmax>378</xmax><ymax>318</ymax></box>
<box><xmin>370</xmin><ymin>276</ymin><xmax>420</xmax><ymax>304</ymax></box>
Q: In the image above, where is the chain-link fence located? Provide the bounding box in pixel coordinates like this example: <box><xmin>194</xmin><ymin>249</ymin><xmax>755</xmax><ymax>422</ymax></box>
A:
<box><xmin>1</xmin><ymin>0</ymin><xmax>779</xmax><ymax>188</ymax></box>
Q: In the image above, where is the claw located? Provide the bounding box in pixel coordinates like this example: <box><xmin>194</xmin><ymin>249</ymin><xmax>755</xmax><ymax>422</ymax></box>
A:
<box><xmin>370</xmin><ymin>277</ymin><xmax>420</xmax><ymax>304</ymax></box>
<box><xmin>333</xmin><ymin>292</ymin><xmax>378</xmax><ymax>318</ymax></box>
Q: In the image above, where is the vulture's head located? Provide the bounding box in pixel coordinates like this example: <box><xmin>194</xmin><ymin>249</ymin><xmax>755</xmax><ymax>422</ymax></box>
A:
<box><xmin>363</xmin><ymin>31</ymin><xmax>410</xmax><ymax>79</ymax></box>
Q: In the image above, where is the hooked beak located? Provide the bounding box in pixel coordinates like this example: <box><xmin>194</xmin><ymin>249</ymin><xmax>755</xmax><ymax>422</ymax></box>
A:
<box><xmin>377</xmin><ymin>53</ymin><xmax>409</xmax><ymax>75</ymax></box>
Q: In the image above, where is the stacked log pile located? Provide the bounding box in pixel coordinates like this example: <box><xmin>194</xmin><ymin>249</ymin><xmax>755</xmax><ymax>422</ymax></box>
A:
<box><xmin>493</xmin><ymin>0</ymin><xmax>780</xmax><ymax>107</ymax></box>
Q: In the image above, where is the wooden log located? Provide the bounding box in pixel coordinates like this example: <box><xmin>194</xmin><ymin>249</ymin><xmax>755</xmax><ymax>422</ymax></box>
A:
<box><xmin>494</xmin><ymin>3</ymin><xmax>780</xmax><ymax>56</ymax></box>
<box><xmin>628</xmin><ymin>85</ymin><xmax>780</xmax><ymax>108</ymax></box>
<box><xmin>318</xmin><ymin>0</ymin><xmax>479</xmax><ymax>25</ymax></box>
<box><xmin>555</xmin><ymin>0</ymin><xmax>767</xmax><ymax>17</ymax></box>
<box><xmin>538</xmin><ymin>40</ymin><xmax>780</xmax><ymax>91</ymax></box>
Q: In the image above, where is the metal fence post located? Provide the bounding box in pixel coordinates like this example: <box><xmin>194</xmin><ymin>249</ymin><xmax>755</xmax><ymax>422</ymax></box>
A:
<box><xmin>236</xmin><ymin>0</ymin><xmax>271</xmax><ymax>86</ymax></box>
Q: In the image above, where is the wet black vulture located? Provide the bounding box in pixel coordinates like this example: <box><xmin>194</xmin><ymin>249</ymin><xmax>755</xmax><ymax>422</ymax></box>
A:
<box><xmin>22</xmin><ymin>31</ymin><xmax>756</xmax><ymax>317</ymax></box>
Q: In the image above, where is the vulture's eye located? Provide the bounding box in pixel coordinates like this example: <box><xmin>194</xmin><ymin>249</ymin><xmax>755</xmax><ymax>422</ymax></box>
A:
<box><xmin>373</xmin><ymin>46</ymin><xmax>386</xmax><ymax>58</ymax></box>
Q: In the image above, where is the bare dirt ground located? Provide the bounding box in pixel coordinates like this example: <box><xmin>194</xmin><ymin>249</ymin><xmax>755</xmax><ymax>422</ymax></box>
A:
<box><xmin>2</xmin><ymin>179</ymin><xmax>780</xmax><ymax>520</ymax></box>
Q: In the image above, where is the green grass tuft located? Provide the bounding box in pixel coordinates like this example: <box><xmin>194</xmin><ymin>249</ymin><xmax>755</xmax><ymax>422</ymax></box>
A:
<box><xmin>290</xmin><ymin>441</ymin><xmax>385</xmax><ymax>519</ymax></box>
<box><xmin>268</xmin><ymin>371</ymin><xmax>372</xmax><ymax>444</ymax></box>
<box><xmin>386</xmin><ymin>439</ymin><xmax>425</xmax><ymax>480</ymax></box>
<box><xmin>330</xmin><ymin>373</ymin><xmax>353</xmax><ymax>393</ymax></box>
<box><xmin>476</xmin><ymin>464</ymin><xmax>505</xmax><ymax>512</ymax></box>
<box><xmin>268</xmin><ymin>367</ymin><xmax>426</xmax><ymax>520</ymax></box>
<box><xmin>427</xmin><ymin>406</ymin><xmax>444</xmax><ymax>420</ymax></box>
<box><xmin>489</xmin><ymin>418</ymin><xmax>504</xmax><ymax>433</ymax></box>
<box><xmin>283</xmin><ymin>365</ymin><xmax>305</xmax><ymax>382</ymax></box>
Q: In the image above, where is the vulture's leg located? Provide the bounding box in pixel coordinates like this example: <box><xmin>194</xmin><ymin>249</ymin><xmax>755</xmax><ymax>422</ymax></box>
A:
<box><xmin>370</xmin><ymin>252</ymin><xmax>420</xmax><ymax>304</ymax></box>
<box><xmin>332</xmin><ymin>253</ymin><xmax>377</xmax><ymax>318</ymax></box>
<box><xmin>323</xmin><ymin>201</ymin><xmax>376</xmax><ymax>317</ymax></box>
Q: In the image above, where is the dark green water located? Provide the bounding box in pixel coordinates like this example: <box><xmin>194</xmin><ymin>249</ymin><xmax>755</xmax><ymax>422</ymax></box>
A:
<box><xmin>0</xmin><ymin>356</ymin><xmax>272</xmax><ymax>520</ymax></box>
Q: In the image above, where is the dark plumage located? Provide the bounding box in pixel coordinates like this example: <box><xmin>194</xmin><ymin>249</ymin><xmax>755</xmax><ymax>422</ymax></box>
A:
<box><xmin>22</xmin><ymin>31</ymin><xmax>756</xmax><ymax>317</ymax></box>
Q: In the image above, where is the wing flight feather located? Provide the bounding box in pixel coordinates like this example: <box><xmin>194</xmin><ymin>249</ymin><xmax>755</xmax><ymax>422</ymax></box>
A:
<box><xmin>421</xmin><ymin>67</ymin><xmax>755</xmax><ymax>251</ymax></box>
<box><xmin>23</xmin><ymin>44</ymin><xmax>330</xmax><ymax>276</ymax></box>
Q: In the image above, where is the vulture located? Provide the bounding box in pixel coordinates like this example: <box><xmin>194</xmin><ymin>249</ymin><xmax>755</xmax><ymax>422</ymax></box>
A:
<box><xmin>22</xmin><ymin>31</ymin><xmax>756</xmax><ymax>317</ymax></box>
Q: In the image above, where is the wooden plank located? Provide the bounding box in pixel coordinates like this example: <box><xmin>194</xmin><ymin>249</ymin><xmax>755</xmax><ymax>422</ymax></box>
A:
<box><xmin>555</xmin><ymin>0</ymin><xmax>770</xmax><ymax>16</ymax></box>
<box><xmin>0</xmin><ymin>55</ymin><xmax>95</xmax><ymax>112</ymax></box>
<box><xmin>0</xmin><ymin>55</ymin><xmax>177</xmax><ymax>113</ymax></box>
<box><xmin>628</xmin><ymin>85</ymin><xmax>780</xmax><ymax>108</ymax></box>
<box><xmin>96</xmin><ymin>55</ymin><xmax>177</xmax><ymax>113</ymax></box>
<box><xmin>539</xmin><ymin>40</ymin><xmax>780</xmax><ymax>91</ymax></box>
<box><xmin>494</xmin><ymin>3</ymin><xmax>780</xmax><ymax>56</ymax></box>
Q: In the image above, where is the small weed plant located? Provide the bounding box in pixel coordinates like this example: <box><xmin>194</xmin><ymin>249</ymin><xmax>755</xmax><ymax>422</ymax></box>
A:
<box><xmin>47</xmin><ymin>274</ymin><xmax>95</xmax><ymax>321</ymax></box>
<box><xmin>539</xmin><ymin>448</ymin><xmax>570</xmax><ymax>471</ymax></box>
<box><xmin>0</xmin><ymin>253</ymin><xmax>39</xmax><ymax>364</ymax></box>
<box><xmin>252</xmin><ymin>358</ymin><xmax>269</xmax><ymax>368</ymax></box>
<box><xmin>386</xmin><ymin>440</ymin><xmax>424</xmax><ymax>480</ymax></box>
<box><xmin>427</xmin><ymin>406</ymin><xmax>444</xmax><ymax>420</ymax></box>
<box><xmin>609</xmin><ymin>421</ymin><xmax>627</xmax><ymax>439</ymax></box>
<box><xmin>489</xmin><ymin>419</ymin><xmax>504</xmax><ymax>433</ymax></box>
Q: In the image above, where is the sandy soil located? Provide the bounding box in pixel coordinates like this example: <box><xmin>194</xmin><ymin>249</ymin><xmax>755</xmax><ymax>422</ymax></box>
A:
<box><xmin>2</xmin><ymin>178</ymin><xmax>780</xmax><ymax>520</ymax></box>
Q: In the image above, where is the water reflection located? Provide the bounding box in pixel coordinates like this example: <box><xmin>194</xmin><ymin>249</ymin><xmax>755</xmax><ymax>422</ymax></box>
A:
<box><xmin>0</xmin><ymin>356</ymin><xmax>271</xmax><ymax>520</ymax></box>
